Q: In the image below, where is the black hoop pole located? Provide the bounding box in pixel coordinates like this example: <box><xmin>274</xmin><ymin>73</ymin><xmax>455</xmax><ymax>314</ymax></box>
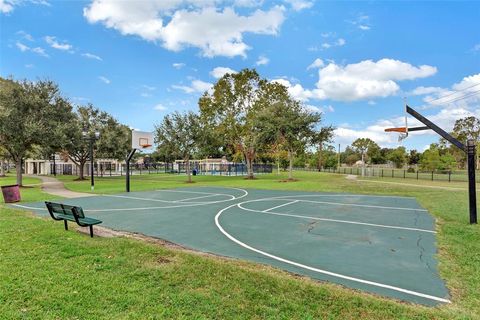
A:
<box><xmin>406</xmin><ymin>105</ymin><xmax>477</xmax><ymax>224</ymax></box>
<box><xmin>126</xmin><ymin>149</ymin><xmax>136</xmax><ymax>192</ymax></box>
<box><xmin>467</xmin><ymin>140</ymin><xmax>477</xmax><ymax>224</ymax></box>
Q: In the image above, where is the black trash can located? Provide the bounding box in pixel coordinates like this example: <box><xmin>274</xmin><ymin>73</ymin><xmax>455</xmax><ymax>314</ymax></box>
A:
<box><xmin>192</xmin><ymin>169</ymin><xmax>197</xmax><ymax>176</ymax></box>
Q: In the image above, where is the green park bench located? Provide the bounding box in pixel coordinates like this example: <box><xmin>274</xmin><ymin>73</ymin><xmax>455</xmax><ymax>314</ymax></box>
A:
<box><xmin>45</xmin><ymin>201</ymin><xmax>103</xmax><ymax>238</ymax></box>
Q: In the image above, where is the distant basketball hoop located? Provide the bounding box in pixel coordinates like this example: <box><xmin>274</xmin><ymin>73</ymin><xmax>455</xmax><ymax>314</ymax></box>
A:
<box><xmin>126</xmin><ymin>130</ymin><xmax>154</xmax><ymax>193</ymax></box>
<box><xmin>132</xmin><ymin>131</ymin><xmax>154</xmax><ymax>150</ymax></box>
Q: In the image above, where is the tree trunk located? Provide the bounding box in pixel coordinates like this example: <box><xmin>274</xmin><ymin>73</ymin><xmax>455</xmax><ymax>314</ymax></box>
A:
<box><xmin>245</xmin><ymin>156</ymin><xmax>254</xmax><ymax>179</ymax></box>
<box><xmin>361</xmin><ymin>152</ymin><xmax>365</xmax><ymax>177</ymax></box>
<box><xmin>288</xmin><ymin>150</ymin><xmax>293</xmax><ymax>180</ymax></box>
<box><xmin>16</xmin><ymin>157</ymin><xmax>23</xmax><ymax>186</ymax></box>
<box><xmin>317</xmin><ymin>144</ymin><xmax>323</xmax><ymax>170</ymax></box>
<box><xmin>0</xmin><ymin>159</ymin><xmax>5</xmax><ymax>177</ymax></box>
<box><xmin>277</xmin><ymin>154</ymin><xmax>280</xmax><ymax>175</ymax></box>
<box><xmin>186</xmin><ymin>158</ymin><xmax>192</xmax><ymax>183</ymax></box>
<box><xmin>79</xmin><ymin>161</ymin><xmax>85</xmax><ymax>180</ymax></box>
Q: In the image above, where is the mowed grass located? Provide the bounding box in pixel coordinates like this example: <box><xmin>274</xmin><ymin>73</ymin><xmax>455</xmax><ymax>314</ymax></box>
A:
<box><xmin>1</xmin><ymin>172</ymin><xmax>479</xmax><ymax>319</ymax></box>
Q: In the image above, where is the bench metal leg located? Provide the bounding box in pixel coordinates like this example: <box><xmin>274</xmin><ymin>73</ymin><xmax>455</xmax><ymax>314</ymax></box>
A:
<box><xmin>89</xmin><ymin>225</ymin><xmax>93</xmax><ymax>238</ymax></box>
<box><xmin>64</xmin><ymin>220</ymin><xmax>68</xmax><ymax>231</ymax></box>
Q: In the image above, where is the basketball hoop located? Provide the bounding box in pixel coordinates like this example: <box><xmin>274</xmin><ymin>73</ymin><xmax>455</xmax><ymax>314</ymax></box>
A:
<box><xmin>132</xmin><ymin>132</ymin><xmax>154</xmax><ymax>150</ymax></box>
<box><xmin>139</xmin><ymin>138</ymin><xmax>152</xmax><ymax>148</ymax></box>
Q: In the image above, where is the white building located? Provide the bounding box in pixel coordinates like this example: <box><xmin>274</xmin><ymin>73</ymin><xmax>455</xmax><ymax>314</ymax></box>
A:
<box><xmin>24</xmin><ymin>154</ymin><xmax>123</xmax><ymax>176</ymax></box>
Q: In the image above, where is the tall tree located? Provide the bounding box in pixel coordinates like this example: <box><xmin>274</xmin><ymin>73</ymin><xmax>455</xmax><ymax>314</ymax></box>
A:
<box><xmin>199</xmin><ymin>69</ymin><xmax>270</xmax><ymax>179</ymax></box>
<box><xmin>311</xmin><ymin>126</ymin><xmax>335</xmax><ymax>170</ymax></box>
<box><xmin>154</xmin><ymin>111</ymin><xmax>201</xmax><ymax>183</ymax></box>
<box><xmin>351</xmin><ymin>138</ymin><xmax>376</xmax><ymax>176</ymax></box>
<box><xmin>408</xmin><ymin>149</ymin><xmax>421</xmax><ymax>166</ymax></box>
<box><xmin>0</xmin><ymin>78</ymin><xmax>73</xmax><ymax>185</ymax></box>
<box><xmin>255</xmin><ymin>88</ymin><xmax>322</xmax><ymax>180</ymax></box>
<box><xmin>387</xmin><ymin>146</ymin><xmax>407</xmax><ymax>168</ymax></box>
<box><xmin>451</xmin><ymin>116</ymin><xmax>480</xmax><ymax>169</ymax></box>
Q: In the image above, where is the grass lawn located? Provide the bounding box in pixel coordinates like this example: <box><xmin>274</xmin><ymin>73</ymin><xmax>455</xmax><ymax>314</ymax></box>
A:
<box><xmin>1</xmin><ymin>172</ymin><xmax>479</xmax><ymax>319</ymax></box>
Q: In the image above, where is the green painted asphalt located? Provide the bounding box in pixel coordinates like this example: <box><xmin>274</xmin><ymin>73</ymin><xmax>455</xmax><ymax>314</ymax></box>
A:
<box><xmin>11</xmin><ymin>187</ymin><xmax>449</xmax><ymax>306</ymax></box>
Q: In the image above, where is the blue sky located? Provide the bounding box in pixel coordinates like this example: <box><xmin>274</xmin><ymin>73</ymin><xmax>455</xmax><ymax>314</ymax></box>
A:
<box><xmin>1</xmin><ymin>0</ymin><xmax>479</xmax><ymax>151</ymax></box>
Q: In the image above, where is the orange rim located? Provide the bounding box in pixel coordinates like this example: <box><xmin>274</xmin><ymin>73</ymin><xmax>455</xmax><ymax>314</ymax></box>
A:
<box><xmin>385</xmin><ymin>127</ymin><xmax>407</xmax><ymax>133</ymax></box>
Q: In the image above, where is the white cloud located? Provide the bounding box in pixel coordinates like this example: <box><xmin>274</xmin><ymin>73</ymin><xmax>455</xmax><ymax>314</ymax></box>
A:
<box><xmin>348</xmin><ymin>14</ymin><xmax>372</xmax><ymax>31</ymax></box>
<box><xmin>1</xmin><ymin>0</ymin><xmax>49</xmax><ymax>14</ymax></box>
<box><xmin>16</xmin><ymin>41</ymin><xmax>29</xmax><ymax>52</ymax></box>
<box><xmin>320</xmin><ymin>37</ymin><xmax>346</xmax><ymax>50</ymax></box>
<box><xmin>98</xmin><ymin>76</ymin><xmax>110</xmax><ymax>84</ymax></box>
<box><xmin>82</xmin><ymin>52</ymin><xmax>102</xmax><ymax>61</ymax></box>
<box><xmin>83</xmin><ymin>1</ymin><xmax>285</xmax><ymax>58</ymax></box>
<box><xmin>314</xmin><ymin>59</ymin><xmax>437</xmax><ymax>101</ymax></box>
<box><xmin>284</xmin><ymin>0</ymin><xmax>313</xmax><ymax>11</ymax></box>
<box><xmin>409</xmin><ymin>86</ymin><xmax>444</xmax><ymax>96</ymax></box>
<box><xmin>471</xmin><ymin>43</ymin><xmax>480</xmax><ymax>52</ymax></box>
<box><xmin>31</xmin><ymin>47</ymin><xmax>48</xmax><ymax>57</ymax></box>
<box><xmin>154</xmin><ymin>104</ymin><xmax>167</xmax><ymax>111</ymax></box>
<box><xmin>16</xmin><ymin>41</ymin><xmax>49</xmax><ymax>57</ymax></box>
<box><xmin>271</xmin><ymin>78</ymin><xmax>313</xmax><ymax>102</ymax></box>
<box><xmin>307</xmin><ymin>58</ymin><xmax>324</xmax><ymax>70</ymax></box>
<box><xmin>210</xmin><ymin>66</ymin><xmax>237</xmax><ymax>78</ymax></box>
<box><xmin>412</xmin><ymin>73</ymin><xmax>480</xmax><ymax>107</ymax></box>
<box><xmin>172</xmin><ymin>62</ymin><xmax>185</xmax><ymax>69</ymax></box>
<box><xmin>0</xmin><ymin>0</ymin><xmax>14</xmax><ymax>13</ymax></box>
<box><xmin>45</xmin><ymin>36</ymin><xmax>73</xmax><ymax>51</ymax></box>
<box><xmin>275</xmin><ymin>59</ymin><xmax>437</xmax><ymax>102</ymax></box>
<box><xmin>16</xmin><ymin>30</ymin><xmax>33</xmax><ymax>41</ymax></box>
<box><xmin>256</xmin><ymin>55</ymin><xmax>269</xmax><ymax>66</ymax></box>
<box><xmin>172</xmin><ymin>79</ymin><xmax>213</xmax><ymax>94</ymax></box>
<box><xmin>304</xmin><ymin>104</ymin><xmax>334</xmax><ymax>113</ymax></box>
<box><xmin>142</xmin><ymin>85</ymin><xmax>156</xmax><ymax>91</ymax></box>
<box><xmin>25</xmin><ymin>63</ymin><xmax>34</xmax><ymax>68</ymax></box>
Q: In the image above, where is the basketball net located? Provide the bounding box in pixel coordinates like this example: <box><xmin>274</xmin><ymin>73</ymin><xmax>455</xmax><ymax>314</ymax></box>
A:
<box><xmin>398</xmin><ymin>133</ymin><xmax>408</xmax><ymax>143</ymax></box>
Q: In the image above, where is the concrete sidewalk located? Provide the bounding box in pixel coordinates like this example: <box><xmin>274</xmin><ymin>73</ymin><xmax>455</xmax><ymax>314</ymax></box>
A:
<box><xmin>26</xmin><ymin>175</ymin><xmax>93</xmax><ymax>198</ymax></box>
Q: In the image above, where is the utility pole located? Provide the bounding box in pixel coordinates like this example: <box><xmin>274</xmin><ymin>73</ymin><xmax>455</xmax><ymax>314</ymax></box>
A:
<box><xmin>337</xmin><ymin>144</ymin><xmax>341</xmax><ymax>172</ymax></box>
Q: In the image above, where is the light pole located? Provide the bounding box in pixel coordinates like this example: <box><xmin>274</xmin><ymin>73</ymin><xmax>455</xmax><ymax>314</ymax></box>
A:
<box><xmin>51</xmin><ymin>154</ymin><xmax>56</xmax><ymax>177</ymax></box>
<box><xmin>82</xmin><ymin>130</ymin><xmax>100</xmax><ymax>191</ymax></box>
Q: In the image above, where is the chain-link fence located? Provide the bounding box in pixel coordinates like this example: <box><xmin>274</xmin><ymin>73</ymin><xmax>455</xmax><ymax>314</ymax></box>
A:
<box><xmin>294</xmin><ymin>166</ymin><xmax>478</xmax><ymax>182</ymax></box>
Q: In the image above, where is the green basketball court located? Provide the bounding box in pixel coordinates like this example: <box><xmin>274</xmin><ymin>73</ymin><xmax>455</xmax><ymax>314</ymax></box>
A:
<box><xmin>12</xmin><ymin>187</ymin><xmax>449</xmax><ymax>305</ymax></box>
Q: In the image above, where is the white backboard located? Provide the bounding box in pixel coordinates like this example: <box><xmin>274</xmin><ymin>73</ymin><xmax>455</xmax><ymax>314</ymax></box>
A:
<box><xmin>132</xmin><ymin>131</ymin><xmax>154</xmax><ymax>149</ymax></box>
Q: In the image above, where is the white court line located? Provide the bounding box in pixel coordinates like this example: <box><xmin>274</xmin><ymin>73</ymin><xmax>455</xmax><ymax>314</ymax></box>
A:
<box><xmin>10</xmin><ymin>204</ymin><xmax>47</xmax><ymax>211</ymax></box>
<box><xmin>215</xmin><ymin>203</ymin><xmax>450</xmax><ymax>304</ymax></box>
<box><xmin>158</xmin><ymin>189</ymin><xmax>229</xmax><ymax>196</ymax></box>
<box><xmin>103</xmin><ymin>194</ymin><xmax>192</xmax><ymax>203</ymax></box>
<box><xmin>174</xmin><ymin>193</ymin><xmax>227</xmax><ymax>202</ymax></box>
<box><xmin>238</xmin><ymin>203</ymin><xmax>435</xmax><ymax>234</ymax></box>
<box><xmin>263</xmin><ymin>200</ymin><xmax>299</xmax><ymax>213</ymax></box>
<box><xmin>278</xmin><ymin>198</ymin><xmax>427</xmax><ymax>212</ymax></box>
<box><xmin>11</xmin><ymin>187</ymin><xmax>249</xmax><ymax>213</ymax></box>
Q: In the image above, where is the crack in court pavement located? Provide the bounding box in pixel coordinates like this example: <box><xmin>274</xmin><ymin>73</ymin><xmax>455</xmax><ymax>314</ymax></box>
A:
<box><xmin>416</xmin><ymin>234</ymin><xmax>435</xmax><ymax>274</ymax></box>
<box><xmin>307</xmin><ymin>220</ymin><xmax>319</xmax><ymax>234</ymax></box>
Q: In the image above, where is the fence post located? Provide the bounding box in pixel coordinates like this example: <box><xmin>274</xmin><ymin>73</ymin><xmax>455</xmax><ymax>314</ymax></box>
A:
<box><xmin>448</xmin><ymin>171</ymin><xmax>451</xmax><ymax>182</ymax></box>
<box><xmin>431</xmin><ymin>171</ymin><xmax>434</xmax><ymax>181</ymax></box>
<box><xmin>392</xmin><ymin>169</ymin><xmax>394</xmax><ymax>178</ymax></box>
<box><xmin>417</xmin><ymin>171</ymin><xmax>419</xmax><ymax>180</ymax></box>
<box><xmin>381</xmin><ymin>169</ymin><xmax>383</xmax><ymax>177</ymax></box>
<box><xmin>403</xmin><ymin>170</ymin><xmax>405</xmax><ymax>179</ymax></box>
